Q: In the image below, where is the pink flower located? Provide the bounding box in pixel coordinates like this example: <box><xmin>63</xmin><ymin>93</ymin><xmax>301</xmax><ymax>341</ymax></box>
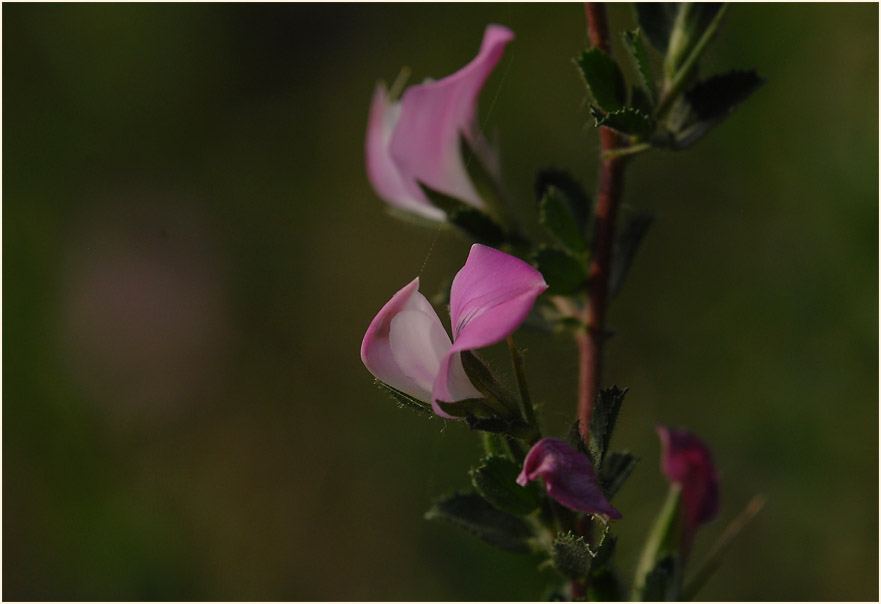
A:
<box><xmin>361</xmin><ymin>244</ymin><xmax>547</xmax><ymax>418</ymax></box>
<box><xmin>656</xmin><ymin>426</ymin><xmax>719</xmax><ymax>551</ymax></box>
<box><xmin>365</xmin><ymin>24</ymin><xmax>515</xmax><ymax>220</ymax></box>
<box><xmin>516</xmin><ymin>438</ymin><xmax>622</xmax><ymax>518</ymax></box>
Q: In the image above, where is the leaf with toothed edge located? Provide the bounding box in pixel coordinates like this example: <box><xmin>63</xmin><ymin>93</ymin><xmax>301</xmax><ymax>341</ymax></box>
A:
<box><xmin>531</xmin><ymin>246</ymin><xmax>588</xmax><ymax>296</ymax></box>
<box><xmin>591</xmin><ymin>106</ymin><xmax>654</xmax><ymax>138</ymax></box>
<box><xmin>425</xmin><ymin>492</ymin><xmax>534</xmax><ymax>553</ymax></box>
<box><xmin>535</xmin><ymin>169</ymin><xmax>592</xmax><ymax>240</ymax></box>
<box><xmin>574</xmin><ymin>48</ymin><xmax>626</xmax><ymax>112</ymax></box>
<box><xmin>623</xmin><ymin>29</ymin><xmax>657</xmax><ymax>104</ymax></box>
<box><xmin>589</xmin><ymin>386</ymin><xmax>629</xmax><ymax>467</ymax></box>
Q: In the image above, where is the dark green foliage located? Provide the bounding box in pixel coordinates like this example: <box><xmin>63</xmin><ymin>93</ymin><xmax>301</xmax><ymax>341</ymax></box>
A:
<box><xmin>551</xmin><ymin>532</ymin><xmax>595</xmax><ymax>580</ymax></box>
<box><xmin>671</xmin><ymin>70</ymin><xmax>765</xmax><ymax>149</ymax></box>
<box><xmin>565</xmin><ymin>419</ymin><xmax>591</xmax><ymax>459</ymax></box>
<box><xmin>419</xmin><ymin>183</ymin><xmax>508</xmax><ymax>246</ymax></box>
<box><xmin>374</xmin><ymin>380</ymin><xmax>432</xmax><ymax>416</ymax></box>
<box><xmin>590</xmin><ymin>106</ymin><xmax>654</xmax><ymax>138</ymax></box>
<box><xmin>634</xmin><ymin>3</ymin><xmax>680</xmax><ymax>53</ymax></box>
<box><xmin>425</xmin><ymin>492</ymin><xmax>534</xmax><ymax>553</ymax></box>
<box><xmin>630</xmin><ymin>85</ymin><xmax>654</xmax><ymax>117</ymax></box>
<box><xmin>598</xmin><ymin>451</ymin><xmax>639</xmax><ymax>499</ymax></box>
<box><xmin>460</xmin><ymin>351</ymin><xmax>519</xmax><ymax>415</ymax></box>
<box><xmin>470</xmin><ymin>455</ymin><xmax>541</xmax><ymax>515</ymax></box>
<box><xmin>588</xmin><ymin>386</ymin><xmax>628</xmax><ymax>467</ymax></box>
<box><xmin>623</xmin><ymin>29</ymin><xmax>656</xmax><ymax>103</ymax></box>
<box><xmin>591</xmin><ymin>528</ymin><xmax>617</xmax><ymax>569</ymax></box>
<box><xmin>531</xmin><ymin>246</ymin><xmax>588</xmax><ymax>295</ymax></box>
<box><xmin>664</xmin><ymin>4</ymin><xmax>726</xmax><ymax>75</ymax></box>
<box><xmin>588</xmin><ymin>568</ymin><xmax>624</xmax><ymax>602</ymax></box>
<box><xmin>641</xmin><ymin>555</ymin><xmax>677</xmax><ymax>601</ymax></box>
<box><xmin>534</xmin><ymin>169</ymin><xmax>592</xmax><ymax>240</ymax></box>
<box><xmin>540</xmin><ymin>187</ymin><xmax>587</xmax><ymax>254</ymax></box>
<box><xmin>609</xmin><ymin>211</ymin><xmax>654</xmax><ymax>298</ymax></box>
<box><xmin>574</xmin><ymin>48</ymin><xmax>626</xmax><ymax>112</ymax></box>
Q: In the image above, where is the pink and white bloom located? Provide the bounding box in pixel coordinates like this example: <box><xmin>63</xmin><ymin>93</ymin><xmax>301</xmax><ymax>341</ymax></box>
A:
<box><xmin>361</xmin><ymin>244</ymin><xmax>547</xmax><ymax>418</ymax></box>
<box><xmin>365</xmin><ymin>24</ymin><xmax>515</xmax><ymax>220</ymax></box>
<box><xmin>516</xmin><ymin>438</ymin><xmax>622</xmax><ymax>518</ymax></box>
<box><xmin>656</xmin><ymin>426</ymin><xmax>719</xmax><ymax>551</ymax></box>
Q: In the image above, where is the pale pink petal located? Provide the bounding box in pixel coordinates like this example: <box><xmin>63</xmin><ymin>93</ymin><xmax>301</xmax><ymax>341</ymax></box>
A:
<box><xmin>361</xmin><ymin>278</ymin><xmax>450</xmax><ymax>400</ymax></box>
<box><xmin>365</xmin><ymin>84</ymin><xmax>444</xmax><ymax>220</ymax></box>
<box><xmin>389</xmin><ymin>25</ymin><xmax>514</xmax><ymax>208</ymax></box>
<box><xmin>516</xmin><ymin>438</ymin><xmax>622</xmax><ymax>518</ymax></box>
<box><xmin>656</xmin><ymin>426</ymin><xmax>719</xmax><ymax>551</ymax></box>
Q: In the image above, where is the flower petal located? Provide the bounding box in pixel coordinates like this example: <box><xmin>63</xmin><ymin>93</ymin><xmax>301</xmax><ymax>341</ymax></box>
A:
<box><xmin>365</xmin><ymin>84</ymin><xmax>445</xmax><ymax>220</ymax></box>
<box><xmin>516</xmin><ymin>438</ymin><xmax>622</xmax><ymax>518</ymax></box>
<box><xmin>430</xmin><ymin>244</ymin><xmax>546</xmax><ymax>417</ymax></box>
<box><xmin>449</xmin><ymin>244</ymin><xmax>548</xmax><ymax>348</ymax></box>
<box><xmin>389</xmin><ymin>25</ymin><xmax>514</xmax><ymax>208</ymax></box>
<box><xmin>656</xmin><ymin>426</ymin><xmax>719</xmax><ymax>549</ymax></box>
<box><xmin>361</xmin><ymin>278</ymin><xmax>450</xmax><ymax>401</ymax></box>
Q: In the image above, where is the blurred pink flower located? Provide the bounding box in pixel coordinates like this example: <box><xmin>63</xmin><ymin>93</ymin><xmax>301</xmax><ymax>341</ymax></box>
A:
<box><xmin>656</xmin><ymin>426</ymin><xmax>720</xmax><ymax>551</ymax></box>
<box><xmin>361</xmin><ymin>244</ymin><xmax>546</xmax><ymax>418</ymax></box>
<box><xmin>516</xmin><ymin>437</ymin><xmax>622</xmax><ymax>518</ymax></box>
<box><xmin>365</xmin><ymin>24</ymin><xmax>514</xmax><ymax>220</ymax></box>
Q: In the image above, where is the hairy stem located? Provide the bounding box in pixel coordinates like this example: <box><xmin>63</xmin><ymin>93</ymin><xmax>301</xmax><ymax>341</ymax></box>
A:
<box><xmin>580</xmin><ymin>1</ymin><xmax>627</xmax><ymax>444</ymax></box>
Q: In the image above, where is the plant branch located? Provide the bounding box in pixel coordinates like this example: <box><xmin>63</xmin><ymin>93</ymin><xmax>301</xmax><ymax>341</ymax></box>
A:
<box><xmin>579</xmin><ymin>2</ymin><xmax>627</xmax><ymax>445</ymax></box>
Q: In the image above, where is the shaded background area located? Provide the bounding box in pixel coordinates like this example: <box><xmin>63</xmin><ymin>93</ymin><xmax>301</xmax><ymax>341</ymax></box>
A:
<box><xmin>3</xmin><ymin>3</ymin><xmax>877</xmax><ymax>600</ymax></box>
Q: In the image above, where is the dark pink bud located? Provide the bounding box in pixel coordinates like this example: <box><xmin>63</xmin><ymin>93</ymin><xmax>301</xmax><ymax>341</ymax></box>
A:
<box><xmin>516</xmin><ymin>438</ymin><xmax>621</xmax><ymax>518</ymax></box>
<box><xmin>656</xmin><ymin>426</ymin><xmax>719</xmax><ymax>550</ymax></box>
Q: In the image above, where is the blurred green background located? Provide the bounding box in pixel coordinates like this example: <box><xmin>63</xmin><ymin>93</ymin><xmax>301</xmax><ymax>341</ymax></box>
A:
<box><xmin>3</xmin><ymin>3</ymin><xmax>877</xmax><ymax>600</ymax></box>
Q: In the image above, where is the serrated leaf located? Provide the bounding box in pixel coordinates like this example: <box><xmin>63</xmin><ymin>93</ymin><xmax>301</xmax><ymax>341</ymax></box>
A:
<box><xmin>623</xmin><ymin>29</ymin><xmax>656</xmax><ymax>104</ymax></box>
<box><xmin>672</xmin><ymin>70</ymin><xmax>765</xmax><ymax>150</ymax></box>
<box><xmin>565</xmin><ymin>419</ymin><xmax>592</xmax><ymax>460</ymax></box>
<box><xmin>630</xmin><ymin>85</ymin><xmax>654</xmax><ymax>116</ymax></box>
<box><xmin>591</xmin><ymin>527</ymin><xmax>617</xmax><ymax>570</ymax></box>
<box><xmin>425</xmin><ymin>492</ymin><xmax>534</xmax><ymax>553</ymax></box>
<box><xmin>599</xmin><ymin>451</ymin><xmax>639</xmax><ymax>499</ymax></box>
<box><xmin>419</xmin><ymin>183</ymin><xmax>508</xmax><ymax>246</ymax></box>
<box><xmin>588</xmin><ymin>386</ymin><xmax>628</xmax><ymax>467</ymax></box>
<box><xmin>641</xmin><ymin>555</ymin><xmax>677</xmax><ymax>601</ymax></box>
<box><xmin>634</xmin><ymin>3</ymin><xmax>680</xmax><ymax>53</ymax></box>
<box><xmin>574</xmin><ymin>48</ymin><xmax>626</xmax><ymax>112</ymax></box>
<box><xmin>374</xmin><ymin>380</ymin><xmax>432</xmax><ymax>416</ymax></box>
<box><xmin>610</xmin><ymin>211</ymin><xmax>654</xmax><ymax>298</ymax></box>
<box><xmin>535</xmin><ymin>169</ymin><xmax>592</xmax><ymax>240</ymax></box>
<box><xmin>551</xmin><ymin>531</ymin><xmax>595</xmax><ymax>580</ymax></box>
<box><xmin>532</xmin><ymin>246</ymin><xmax>588</xmax><ymax>296</ymax></box>
<box><xmin>471</xmin><ymin>455</ymin><xmax>541</xmax><ymax>515</ymax></box>
<box><xmin>540</xmin><ymin>187</ymin><xmax>586</xmax><ymax>254</ymax></box>
<box><xmin>591</xmin><ymin>106</ymin><xmax>654</xmax><ymax>138</ymax></box>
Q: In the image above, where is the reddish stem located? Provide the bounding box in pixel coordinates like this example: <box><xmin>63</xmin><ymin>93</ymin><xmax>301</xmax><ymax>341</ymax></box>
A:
<box><xmin>578</xmin><ymin>2</ymin><xmax>626</xmax><ymax>444</ymax></box>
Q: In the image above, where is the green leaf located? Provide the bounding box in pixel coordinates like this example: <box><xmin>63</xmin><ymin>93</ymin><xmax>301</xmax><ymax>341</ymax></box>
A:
<box><xmin>632</xmin><ymin>487</ymin><xmax>683</xmax><ymax>600</ymax></box>
<box><xmin>590</xmin><ymin>106</ymin><xmax>654</xmax><ymax>138</ymax></box>
<box><xmin>664</xmin><ymin>3</ymin><xmax>726</xmax><ymax>77</ymax></box>
<box><xmin>588</xmin><ymin>567</ymin><xmax>624</xmax><ymax>602</ymax></box>
<box><xmin>434</xmin><ymin>397</ymin><xmax>488</xmax><ymax>419</ymax></box>
<box><xmin>419</xmin><ymin>183</ymin><xmax>508</xmax><ymax>246</ymax></box>
<box><xmin>641</xmin><ymin>555</ymin><xmax>677</xmax><ymax>601</ymax></box>
<box><xmin>534</xmin><ymin>169</ymin><xmax>592</xmax><ymax>240</ymax></box>
<box><xmin>531</xmin><ymin>246</ymin><xmax>588</xmax><ymax>296</ymax></box>
<box><xmin>634</xmin><ymin>3</ymin><xmax>680</xmax><ymax>53</ymax></box>
<box><xmin>551</xmin><ymin>531</ymin><xmax>595</xmax><ymax>580</ymax></box>
<box><xmin>460</xmin><ymin>351</ymin><xmax>519</xmax><ymax>416</ymax></box>
<box><xmin>630</xmin><ymin>85</ymin><xmax>654</xmax><ymax>116</ymax></box>
<box><xmin>610</xmin><ymin>211</ymin><xmax>654</xmax><ymax>298</ymax></box>
<box><xmin>565</xmin><ymin>419</ymin><xmax>592</xmax><ymax>460</ymax></box>
<box><xmin>471</xmin><ymin>455</ymin><xmax>541</xmax><ymax>515</ymax></box>
<box><xmin>425</xmin><ymin>492</ymin><xmax>534</xmax><ymax>553</ymax></box>
<box><xmin>623</xmin><ymin>29</ymin><xmax>656</xmax><ymax>104</ymax></box>
<box><xmin>591</xmin><ymin>527</ymin><xmax>617</xmax><ymax>570</ymax></box>
<box><xmin>598</xmin><ymin>451</ymin><xmax>639</xmax><ymax>499</ymax></box>
<box><xmin>574</xmin><ymin>48</ymin><xmax>626</xmax><ymax>112</ymax></box>
<box><xmin>540</xmin><ymin>187</ymin><xmax>587</xmax><ymax>254</ymax></box>
<box><xmin>588</xmin><ymin>386</ymin><xmax>628</xmax><ymax>467</ymax></box>
<box><xmin>671</xmin><ymin>69</ymin><xmax>766</xmax><ymax>150</ymax></box>
<box><xmin>374</xmin><ymin>380</ymin><xmax>432</xmax><ymax>417</ymax></box>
